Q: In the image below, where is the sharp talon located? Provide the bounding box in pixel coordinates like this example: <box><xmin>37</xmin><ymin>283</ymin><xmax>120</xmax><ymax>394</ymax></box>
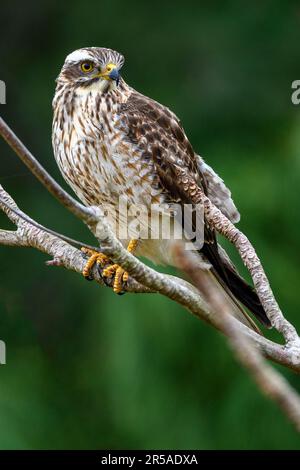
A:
<box><xmin>82</xmin><ymin>240</ymin><xmax>137</xmax><ymax>293</ymax></box>
<box><xmin>113</xmin><ymin>266</ymin><xmax>125</xmax><ymax>294</ymax></box>
<box><xmin>101</xmin><ymin>263</ymin><xmax>129</xmax><ymax>294</ymax></box>
<box><xmin>81</xmin><ymin>248</ymin><xmax>110</xmax><ymax>280</ymax></box>
<box><xmin>102</xmin><ymin>264</ymin><xmax>119</xmax><ymax>278</ymax></box>
<box><xmin>99</xmin><ymin>271</ymin><xmax>112</xmax><ymax>287</ymax></box>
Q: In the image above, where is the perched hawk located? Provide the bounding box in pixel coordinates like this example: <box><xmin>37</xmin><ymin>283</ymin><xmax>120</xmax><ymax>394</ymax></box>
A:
<box><xmin>52</xmin><ymin>47</ymin><xmax>271</xmax><ymax>331</ymax></box>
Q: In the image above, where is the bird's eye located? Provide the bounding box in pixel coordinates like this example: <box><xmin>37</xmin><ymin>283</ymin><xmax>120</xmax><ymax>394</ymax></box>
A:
<box><xmin>81</xmin><ymin>62</ymin><xmax>94</xmax><ymax>73</ymax></box>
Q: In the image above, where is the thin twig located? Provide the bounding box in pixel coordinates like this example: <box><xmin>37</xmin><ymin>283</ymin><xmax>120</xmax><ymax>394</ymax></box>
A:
<box><xmin>0</xmin><ymin>116</ymin><xmax>97</xmax><ymax>224</ymax></box>
<box><xmin>0</xmin><ymin>193</ymin><xmax>103</xmax><ymax>253</ymax></box>
<box><xmin>1</xmin><ymin>112</ymin><xmax>300</xmax><ymax>436</ymax></box>
<box><xmin>175</xmin><ymin>245</ymin><xmax>300</xmax><ymax>432</ymax></box>
<box><xmin>1</xmin><ymin>114</ymin><xmax>298</xmax><ymax>349</ymax></box>
<box><xmin>0</xmin><ymin>185</ymin><xmax>153</xmax><ymax>293</ymax></box>
<box><xmin>176</xmin><ymin>166</ymin><xmax>300</xmax><ymax>349</ymax></box>
<box><xmin>0</xmin><ymin>170</ymin><xmax>300</xmax><ymax>371</ymax></box>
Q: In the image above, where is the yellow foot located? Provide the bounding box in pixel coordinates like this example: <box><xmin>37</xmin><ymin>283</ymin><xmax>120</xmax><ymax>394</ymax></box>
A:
<box><xmin>81</xmin><ymin>247</ymin><xmax>109</xmax><ymax>279</ymax></box>
<box><xmin>102</xmin><ymin>264</ymin><xmax>129</xmax><ymax>294</ymax></box>
<box><xmin>101</xmin><ymin>239</ymin><xmax>138</xmax><ymax>294</ymax></box>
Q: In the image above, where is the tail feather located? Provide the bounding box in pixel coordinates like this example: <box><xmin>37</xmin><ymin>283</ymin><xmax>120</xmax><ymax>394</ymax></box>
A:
<box><xmin>201</xmin><ymin>242</ymin><xmax>272</xmax><ymax>329</ymax></box>
<box><xmin>206</xmin><ymin>269</ymin><xmax>263</xmax><ymax>334</ymax></box>
<box><xmin>223</xmin><ymin>266</ymin><xmax>271</xmax><ymax>328</ymax></box>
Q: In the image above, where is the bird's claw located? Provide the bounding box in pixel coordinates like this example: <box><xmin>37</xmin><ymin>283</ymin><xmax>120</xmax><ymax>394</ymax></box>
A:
<box><xmin>81</xmin><ymin>240</ymin><xmax>137</xmax><ymax>293</ymax></box>
<box><xmin>81</xmin><ymin>247</ymin><xmax>128</xmax><ymax>294</ymax></box>
<box><xmin>81</xmin><ymin>247</ymin><xmax>110</xmax><ymax>280</ymax></box>
<box><xmin>102</xmin><ymin>264</ymin><xmax>129</xmax><ymax>294</ymax></box>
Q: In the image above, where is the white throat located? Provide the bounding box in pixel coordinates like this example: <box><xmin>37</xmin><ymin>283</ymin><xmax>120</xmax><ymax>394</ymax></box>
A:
<box><xmin>76</xmin><ymin>79</ymin><xmax>117</xmax><ymax>97</ymax></box>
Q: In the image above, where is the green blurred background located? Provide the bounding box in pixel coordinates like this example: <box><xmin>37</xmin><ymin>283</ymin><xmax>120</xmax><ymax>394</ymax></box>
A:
<box><xmin>1</xmin><ymin>0</ymin><xmax>300</xmax><ymax>449</ymax></box>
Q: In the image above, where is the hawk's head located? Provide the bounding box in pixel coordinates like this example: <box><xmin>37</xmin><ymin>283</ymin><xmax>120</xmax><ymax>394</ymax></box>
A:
<box><xmin>57</xmin><ymin>47</ymin><xmax>125</xmax><ymax>90</ymax></box>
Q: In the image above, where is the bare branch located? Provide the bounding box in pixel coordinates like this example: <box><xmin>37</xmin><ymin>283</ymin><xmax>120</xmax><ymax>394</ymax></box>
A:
<box><xmin>0</xmin><ymin>229</ymin><xmax>19</xmax><ymax>246</ymax></box>
<box><xmin>178</xmin><ymin>167</ymin><xmax>300</xmax><ymax>350</ymax></box>
<box><xmin>0</xmin><ymin>117</ymin><xmax>97</xmax><ymax>225</ymax></box>
<box><xmin>176</xmin><ymin>245</ymin><xmax>300</xmax><ymax>432</ymax></box>
<box><xmin>0</xmin><ymin>185</ymin><xmax>153</xmax><ymax>293</ymax></box>
<box><xmin>0</xmin><ymin>173</ymin><xmax>300</xmax><ymax>372</ymax></box>
<box><xmin>1</xmin><ymin>108</ymin><xmax>300</xmax><ymax>437</ymax></box>
<box><xmin>2</xmin><ymin>115</ymin><xmax>298</xmax><ymax>349</ymax></box>
<box><xmin>0</xmin><ymin>192</ymin><xmax>105</xmax><ymax>253</ymax></box>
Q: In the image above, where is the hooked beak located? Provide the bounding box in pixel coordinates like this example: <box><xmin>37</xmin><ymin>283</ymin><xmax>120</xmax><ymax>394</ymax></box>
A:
<box><xmin>108</xmin><ymin>67</ymin><xmax>120</xmax><ymax>84</ymax></box>
<box><xmin>98</xmin><ymin>64</ymin><xmax>120</xmax><ymax>85</ymax></box>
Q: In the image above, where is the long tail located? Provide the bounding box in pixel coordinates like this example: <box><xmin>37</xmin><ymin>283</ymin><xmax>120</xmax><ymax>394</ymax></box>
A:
<box><xmin>201</xmin><ymin>243</ymin><xmax>272</xmax><ymax>330</ymax></box>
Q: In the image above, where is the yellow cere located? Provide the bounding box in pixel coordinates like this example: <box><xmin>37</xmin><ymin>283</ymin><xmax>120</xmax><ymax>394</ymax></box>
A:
<box><xmin>97</xmin><ymin>63</ymin><xmax>118</xmax><ymax>80</ymax></box>
<box><xmin>105</xmin><ymin>63</ymin><xmax>117</xmax><ymax>73</ymax></box>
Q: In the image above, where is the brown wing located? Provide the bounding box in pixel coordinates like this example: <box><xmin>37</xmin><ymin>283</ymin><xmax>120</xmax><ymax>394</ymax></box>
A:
<box><xmin>119</xmin><ymin>91</ymin><xmax>271</xmax><ymax>328</ymax></box>
<box><xmin>119</xmin><ymin>90</ymin><xmax>215</xmax><ymax>243</ymax></box>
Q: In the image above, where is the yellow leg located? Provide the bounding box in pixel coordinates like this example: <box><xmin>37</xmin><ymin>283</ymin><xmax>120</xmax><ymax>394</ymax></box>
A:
<box><xmin>81</xmin><ymin>247</ymin><xmax>109</xmax><ymax>279</ymax></box>
<box><xmin>102</xmin><ymin>239</ymin><xmax>138</xmax><ymax>294</ymax></box>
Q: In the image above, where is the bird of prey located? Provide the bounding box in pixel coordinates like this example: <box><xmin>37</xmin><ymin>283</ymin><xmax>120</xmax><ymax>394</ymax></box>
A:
<box><xmin>52</xmin><ymin>47</ymin><xmax>271</xmax><ymax>331</ymax></box>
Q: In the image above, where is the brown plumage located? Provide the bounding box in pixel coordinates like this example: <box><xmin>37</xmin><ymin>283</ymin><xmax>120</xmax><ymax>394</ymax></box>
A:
<box><xmin>52</xmin><ymin>47</ymin><xmax>271</xmax><ymax>330</ymax></box>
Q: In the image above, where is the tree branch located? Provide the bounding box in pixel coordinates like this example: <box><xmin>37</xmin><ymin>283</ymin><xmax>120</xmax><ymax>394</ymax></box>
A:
<box><xmin>0</xmin><ymin>117</ymin><xmax>97</xmax><ymax>225</ymax></box>
<box><xmin>175</xmin><ymin>245</ymin><xmax>300</xmax><ymax>432</ymax></box>
<box><xmin>0</xmin><ymin>184</ymin><xmax>299</xmax><ymax>372</ymax></box>
<box><xmin>0</xmin><ymin>185</ymin><xmax>152</xmax><ymax>293</ymax></box>
<box><xmin>1</xmin><ymin>115</ymin><xmax>300</xmax><ymax>430</ymax></box>
<box><xmin>0</xmin><ymin>229</ymin><xmax>19</xmax><ymax>246</ymax></box>
<box><xmin>177</xmin><ymin>166</ymin><xmax>300</xmax><ymax>350</ymax></box>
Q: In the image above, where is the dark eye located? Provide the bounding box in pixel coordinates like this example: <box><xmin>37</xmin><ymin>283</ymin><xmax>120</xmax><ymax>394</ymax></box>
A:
<box><xmin>81</xmin><ymin>62</ymin><xmax>94</xmax><ymax>73</ymax></box>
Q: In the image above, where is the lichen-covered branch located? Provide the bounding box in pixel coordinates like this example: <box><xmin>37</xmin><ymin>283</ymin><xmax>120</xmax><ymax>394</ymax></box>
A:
<box><xmin>0</xmin><ymin>117</ymin><xmax>97</xmax><ymax>225</ymax></box>
<box><xmin>177</xmin><ymin>166</ymin><xmax>300</xmax><ymax>350</ymax></box>
<box><xmin>1</xmin><ymin>115</ymin><xmax>300</xmax><ymax>430</ymax></box>
<box><xmin>0</xmin><ymin>184</ymin><xmax>299</xmax><ymax>373</ymax></box>
<box><xmin>0</xmin><ymin>229</ymin><xmax>19</xmax><ymax>246</ymax></box>
<box><xmin>2</xmin><ymin>115</ymin><xmax>298</xmax><ymax>348</ymax></box>
<box><xmin>0</xmin><ymin>185</ymin><xmax>151</xmax><ymax>293</ymax></box>
<box><xmin>175</xmin><ymin>245</ymin><xmax>300</xmax><ymax>432</ymax></box>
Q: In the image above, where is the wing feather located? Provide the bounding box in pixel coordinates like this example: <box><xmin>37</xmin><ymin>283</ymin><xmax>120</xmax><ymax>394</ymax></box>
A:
<box><xmin>119</xmin><ymin>91</ymin><xmax>270</xmax><ymax>329</ymax></box>
<box><xmin>196</xmin><ymin>157</ymin><xmax>240</xmax><ymax>223</ymax></box>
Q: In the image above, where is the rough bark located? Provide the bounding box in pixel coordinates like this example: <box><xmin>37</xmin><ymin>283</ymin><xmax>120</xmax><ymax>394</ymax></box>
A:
<box><xmin>1</xmin><ymin>116</ymin><xmax>300</xmax><ymax>432</ymax></box>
